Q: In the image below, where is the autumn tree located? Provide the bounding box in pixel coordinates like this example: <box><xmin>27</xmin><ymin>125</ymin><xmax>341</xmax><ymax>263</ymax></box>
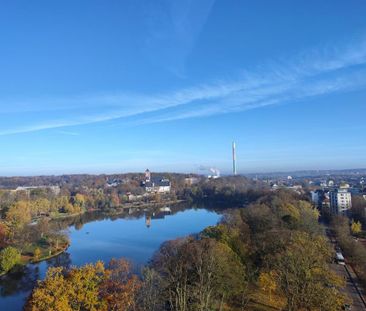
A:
<box><xmin>100</xmin><ymin>258</ymin><xmax>141</xmax><ymax>311</ymax></box>
<box><xmin>332</xmin><ymin>216</ymin><xmax>366</xmax><ymax>287</ymax></box>
<box><xmin>6</xmin><ymin>201</ymin><xmax>32</xmax><ymax>231</ymax></box>
<box><xmin>273</xmin><ymin>232</ymin><xmax>346</xmax><ymax>311</ymax></box>
<box><xmin>296</xmin><ymin>200</ymin><xmax>321</xmax><ymax>234</ymax></box>
<box><xmin>51</xmin><ymin>196</ymin><xmax>70</xmax><ymax>214</ymax></box>
<box><xmin>351</xmin><ymin>196</ymin><xmax>366</xmax><ymax>223</ymax></box>
<box><xmin>351</xmin><ymin>220</ymin><xmax>362</xmax><ymax>234</ymax></box>
<box><xmin>30</xmin><ymin>198</ymin><xmax>50</xmax><ymax>217</ymax></box>
<box><xmin>151</xmin><ymin>238</ymin><xmax>190</xmax><ymax>311</ymax></box>
<box><xmin>26</xmin><ymin>262</ymin><xmax>107</xmax><ymax>311</ymax></box>
<box><xmin>33</xmin><ymin>248</ymin><xmax>41</xmax><ymax>261</ymax></box>
<box><xmin>138</xmin><ymin>267</ymin><xmax>163</xmax><ymax>311</ymax></box>
<box><xmin>72</xmin><ymin>194</ymin><xmax>86</xmax><ymax>209</ymax></box>
<box><xmin>5</xmin><ymin>201</ymin><xmax>32</xmax><ymax>244</ymax></box>
<box><xmin>63</xmin><ymin>203</ymin><xmax>76</xmax><ymax>214</ymax></box>
<box><xmin>258</xmin><ymin>271</ymin><xmax>277</xmax><ymax>303</ymax></box>
<box><xmin>109</xmin><ymin>191</ymin><xmax>120</xmax><ymax>208</ymax></box>
<box><xmin>151</xmin><ymin>237</ymin><xmax>247</xmax><ymax>311</ymax></box>
<box><xmin>0</xmin><ymin>246</ymin><xmax>21</xmax><ymax>273</ymax></box>
<box><xmin>0</xmin><ymin>222</ymin><xmax>9</xmax><ymax>247</ymax></box>
<box><xmin>67</xmin><ymin>262</ymin><xmax>107</xmax><ymax>310</ymax></box>
<box><xmin>26</xmin><ymin>267</ymin><xmax>74</xmax><ymax>311</ymax></box>
<box><xmin>210</xmin><ymin>241</ymin><xmax>247</xmax><ymax>311</ymax></box>
<box><xmin>35</xmin><ymin>217</ymin><xmax>49</xmax><ymax>239</ymax></box>
<box><xmin>27</xmin><ymin>259</ymin><xmax>142</xmax><ymax>311</ymax></box>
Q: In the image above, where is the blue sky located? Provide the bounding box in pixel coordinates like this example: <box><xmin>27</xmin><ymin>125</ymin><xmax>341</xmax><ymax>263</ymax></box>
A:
<box><xmin>0</xmin><ymin>0</ymin><xmax>366</xmax><ymax>176</ymax></box>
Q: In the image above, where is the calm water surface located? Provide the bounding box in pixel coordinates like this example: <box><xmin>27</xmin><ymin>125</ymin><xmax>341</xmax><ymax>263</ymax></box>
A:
<box><xmin>0</xmin><ymin>206</ymin><xmax>220</xmax><ymax>310</ymax></box>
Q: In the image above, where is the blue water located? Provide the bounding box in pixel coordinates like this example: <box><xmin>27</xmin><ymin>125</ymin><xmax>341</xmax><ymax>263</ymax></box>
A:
<box><xmin>0</xmin><ymin>207</ymin><xmax>220</xmax><ymax>310</ymax></box>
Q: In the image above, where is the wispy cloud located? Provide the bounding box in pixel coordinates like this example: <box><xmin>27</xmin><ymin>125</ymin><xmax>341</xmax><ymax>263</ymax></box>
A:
<box><xmin>1</xmin><ymin>36</ymin><xmax>366</xmax><ymax>136</ymax></box>
<box><xmin>56</xmin><ymin>130</ymin><xmax>80</xmax><ymax>136</ymax></box>
<box><xmin>142</xmin><ymin>0</ymin><xmax>215</xmax><ymax>77</ymax></box>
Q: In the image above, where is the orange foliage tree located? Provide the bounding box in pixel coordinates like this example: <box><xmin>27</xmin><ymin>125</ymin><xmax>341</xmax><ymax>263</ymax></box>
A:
<box><xmin>26</xmin><ymin>258</ymin><xmax>141</xmax><ymax>311</ymax></box>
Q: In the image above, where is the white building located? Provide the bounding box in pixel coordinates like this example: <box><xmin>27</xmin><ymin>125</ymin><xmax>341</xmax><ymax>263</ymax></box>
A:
<box><xmin>184</xmin><ymin>177</ymin><xmax>199</xmax><ymax>185</ymax></box>
<box><xmin>329</xmin><ymin>188</ymin><xmax>352</xmax><ymax>215</ymax></box>
<box><xmin>145</xmin><ymin>178</ymin><xmax>171</xmax><ymax>193</ymax></box>
<box><xmin>15</xmin><ymin>186</ymin><xmax>61</xmax><ymax>195</ymax></box>
<box><xmin>143</xmin><ymin>169</ymin><xmax>171</xmax><ymax>193</ymax></box>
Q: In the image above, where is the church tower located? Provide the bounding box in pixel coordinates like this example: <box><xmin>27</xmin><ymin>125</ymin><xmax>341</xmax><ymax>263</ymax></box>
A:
<box><xmin>145</xmin><ymin>169</ymin><xmax>151</xmax><ymax>182</ymax></box>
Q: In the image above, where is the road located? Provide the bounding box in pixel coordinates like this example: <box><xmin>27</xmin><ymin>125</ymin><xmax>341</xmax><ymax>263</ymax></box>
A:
<box><xmin>331</xmin><ymin>263</ymin><xmax>366</xmax><ymax>311</ymax></box>
<box><xmin>326</xmin><ymin>228</ymin><xmax>366</xmax><ymax>310</ymax></box>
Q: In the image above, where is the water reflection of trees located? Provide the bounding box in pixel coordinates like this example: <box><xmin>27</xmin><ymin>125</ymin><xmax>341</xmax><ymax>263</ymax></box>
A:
<box><xmin>0</xmin><ymin>204</ymin><xmax>222</xmax><ymax>299</ymax></box>
<box><xmin>50</xmin><ymin>203</ymin><xmax>224</xmax><ymax>232</ymax></box>
<box><xmin>0</xmin><ymin>265</ymin><xmax>40</xmax><ymax>297</ymax></box>
<box><xmin>46</xmin><ymin>252</ymin><xmax>72</xmax><ymax>270</ymax></box>
<box><xmin>0</xmin><ymin>252</ymin><xmax>72</xmax><ymax>297</ymax></box>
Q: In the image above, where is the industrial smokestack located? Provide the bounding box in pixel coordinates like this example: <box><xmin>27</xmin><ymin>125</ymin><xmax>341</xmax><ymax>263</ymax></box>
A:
<box><xmin>232</xmin><ymin>141</ymin><xmax>237</xmax><ymax>175</ymax></box>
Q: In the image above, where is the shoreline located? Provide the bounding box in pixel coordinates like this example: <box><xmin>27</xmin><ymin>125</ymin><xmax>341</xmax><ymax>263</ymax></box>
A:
<box><xmin>102</xmin><ymin>199</ymin><xmax>186</xmax><ymax>214</ymax></box>
<box><xmin>0</xmin><ymin>199</ymin><xmax>186</xmax><ymax>277</ymax></box>
<box><xmin>49</xmin><ymin>199</ymin><xmax>186</xmax><ymax>220</ymax></box>
<box><xmin>0</xmin><ymin>243</ymin><xmax>70</xmax><ymax>277</ymax></box>
<box><xmin>31</xmin><ymin>243</ymin><xmax>70</xmax><ymax>264</ymax></box>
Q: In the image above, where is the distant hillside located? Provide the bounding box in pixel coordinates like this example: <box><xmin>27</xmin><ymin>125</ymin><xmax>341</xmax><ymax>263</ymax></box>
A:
<box><xmin>245</xmin><ymin>168</ymin><xmax>366</xmax><ymax>178</ymax></box>
<box><xmin>0</xmin><ymin>173</ymin><xmax>199</xmax><ymax>189</ymax></box>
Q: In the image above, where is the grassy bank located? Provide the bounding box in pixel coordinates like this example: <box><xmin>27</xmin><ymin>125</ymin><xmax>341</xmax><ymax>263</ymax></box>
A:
<box><xmin>0</xmin><ymin>240</ymin><xmax>69</xmax><ymax>277</ymax></box>
<box><xmin>30</xmin><ymin>242</ymin><xmax>69</xmax><ymax>264</ymax></box>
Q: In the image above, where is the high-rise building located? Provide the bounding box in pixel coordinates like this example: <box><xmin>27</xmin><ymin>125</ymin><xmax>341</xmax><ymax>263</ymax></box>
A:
<box><xmin>329</xmin><ymin>188</ymin><xmax>352</xmax><ymax>215</ymax></box>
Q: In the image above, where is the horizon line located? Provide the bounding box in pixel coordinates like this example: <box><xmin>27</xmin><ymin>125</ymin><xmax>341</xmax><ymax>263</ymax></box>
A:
<box><xmin>0</xmin><ymin>167</ymin><xmax>365</xmax><ymax>179</ymax></box>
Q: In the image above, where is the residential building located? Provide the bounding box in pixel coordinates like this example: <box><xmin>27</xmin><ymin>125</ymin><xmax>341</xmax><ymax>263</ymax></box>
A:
<box><xmin>311</xmin><ymin>190</ymin><xmax>320</xmax><ymax>207</ymax></box>
<box><xmin>184</xmin><ymin>177</ymin><xmax>199</xmax><ymax>185</ymax></box>
<box><xmin>329</xmin><ymin>188</ymin><xmax>352</xmax><ymax>215</ymax></box>
<box><xmin>311</xmin><ymin>189</ymin><xmax>330</xmax><ymax>214</ymax></box>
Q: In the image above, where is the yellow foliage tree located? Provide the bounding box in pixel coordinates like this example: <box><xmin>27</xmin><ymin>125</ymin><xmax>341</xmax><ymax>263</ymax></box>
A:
<box><xmin>26</xmin><ymin>259</ymin><xmax>142</xmax><ymax>311</ymax></box>
<box><xmin>30</xmin><ymin>198</ymin><xmax>50</xmax><ymax>217</ymax></box>
<box><xmin>351</xmin><ymin>220</ymin><xmax>362</xmax><ymax>234</ymax></box>
<box><xmin>26</xmin><ymin>263</ymin><xmax>107</xmax><ymax>311</ymax></box>
<box><xmin>274</xmin><ymin>232</ymin><xmax>346</xmax><ymax>311</ymax></box>
<box><xmin>34</xmin><ymin>248</ymin><xmax>41</xmax><ymax>261</ymax></box>
<box><xmin>63</xmin><ymin>203</ymin><xmax>75</xmax><ymax>214</ymax></box>
<box><xmin>259</xmin><ymin>271</ymin><xmax>277</xmax><ymax>303</ymax></box>
<box><xmin>27</xmin><ymin>267</ymin><xmax>73</xmax><ymax>311</ymax></box>
<box><xmin>73</xmin><ymin>194</ymin><xmax>86</xmax><ymax>209</ymax></box>
<box><xmin>6</xmin><ymin>201</ymin><xmax>32</xmax><ymax>235</ymax></box>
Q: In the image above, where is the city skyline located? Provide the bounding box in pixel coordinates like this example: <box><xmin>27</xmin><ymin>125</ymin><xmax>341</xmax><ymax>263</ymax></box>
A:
<box><xmin>1</xmin><ymin>1</ymin><xmax>366</xmax><ymax>176</ymax></box>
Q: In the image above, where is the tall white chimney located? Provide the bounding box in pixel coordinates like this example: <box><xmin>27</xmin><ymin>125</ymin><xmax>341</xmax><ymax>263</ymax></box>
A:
<box><xmin>232</xmin><ymin>141</ymin><xmax>237</xmax><ymax>175</ymax></box>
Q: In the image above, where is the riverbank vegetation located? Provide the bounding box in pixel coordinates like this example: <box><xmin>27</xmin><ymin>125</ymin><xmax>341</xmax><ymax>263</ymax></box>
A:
<box><xmin>0</xmin><ymin>188</ymin><xmax>72</xmax><ymax>272</ymax></box>
<box><xmin>25</xmin><ymin>190</ymin><xmax>346</xmax><ymax>311</ymax></box>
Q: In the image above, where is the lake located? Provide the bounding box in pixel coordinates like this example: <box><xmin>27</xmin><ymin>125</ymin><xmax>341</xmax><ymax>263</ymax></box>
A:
<box><xmin>0</xmin><ymin>205</ymin><xmax>221</xmax><ymax>310</ymax></box>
